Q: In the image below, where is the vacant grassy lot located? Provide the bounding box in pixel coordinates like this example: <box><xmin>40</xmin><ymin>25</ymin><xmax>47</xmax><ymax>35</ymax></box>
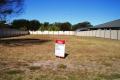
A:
<box><xmin>0</xmin><ymin>35</ymin><xmax>120</xmax><ymax>80</ymax></box>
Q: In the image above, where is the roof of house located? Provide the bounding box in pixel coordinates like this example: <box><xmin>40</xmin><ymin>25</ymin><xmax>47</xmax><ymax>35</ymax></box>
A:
<box><xmin>94</xmin><ymin>19</ymin><xmax>120</xmax><ymax>29</ymax></box>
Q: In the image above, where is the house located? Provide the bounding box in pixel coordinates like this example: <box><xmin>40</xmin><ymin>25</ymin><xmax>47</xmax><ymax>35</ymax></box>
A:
<box><xmin>92</xmin><ymin>19</ymin><xmax>120</xmax><ymax>30</ymax></box>
<box><xmin>76</xmin><ymin>19</ymin><xmax>120</xmax><ymax>31</ymax></box>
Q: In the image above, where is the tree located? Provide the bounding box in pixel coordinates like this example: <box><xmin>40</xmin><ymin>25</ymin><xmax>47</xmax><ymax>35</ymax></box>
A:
<box><xmin>54</xmin><ymin>22</ymin><xmax>62</xmax><ymax>28</ymax></box>
<box><xmin>12</xmin><ymin>19</ymin><xmax>30</xmax><ymax>31</ymax></box>
<box><xmin>0</xmin><ymin>0</ymin><xmax>24</xmax><ymax>21</ymax></box>
<box><xmin>52</xmin><ymin>26</ymin><xmax>60</xmax><ymax>31</ymax></box>
<box><xmin>29</xmin><ymin>20</ymin><xmax>41</xmax><ymax>31</ymax></box>
<box><xmin>44</xmin><ymin>22</ymin><xmax>49</xmax><ymax>30</ymax></box>
<box><xmin>72</xmin><ymin>21</ymin><xmax>93</xmax><ymax>30</ymax></box>
<box><xmin>48</xmin><ymin>24</ymin><xmax>60</xmax><ymax>31</ymax></box>
<box><xmin>0</xmin><ymin>21</ymin><xmax>6</xmax><ymax>28</ymax></box>
<box><xmin>60</xmin><ymin>22</ymin><xmax>72</xmax><ymax>31</ymax></box>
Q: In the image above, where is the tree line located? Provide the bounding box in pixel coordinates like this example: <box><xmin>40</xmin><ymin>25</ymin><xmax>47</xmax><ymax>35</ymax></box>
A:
<box><xmin>10</xmin><ymin>19</ymin><xmax>93</xmax><ymax>31</ymax></box>
<box><xmin>11</xmin><ymin>19</ymin><xmax>72</xmax><ymax>31</ymax></box>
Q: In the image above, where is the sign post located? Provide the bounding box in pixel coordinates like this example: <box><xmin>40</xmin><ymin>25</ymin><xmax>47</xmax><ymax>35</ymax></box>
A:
<box><xmin>55</xmin><ymin>40</ymin><xmax>65</xmax><ymax>58</ymax></box>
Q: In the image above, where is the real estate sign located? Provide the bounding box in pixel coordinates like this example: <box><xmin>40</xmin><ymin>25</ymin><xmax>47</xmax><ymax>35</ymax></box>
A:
<box><xmin>55</xmin><ymin>40</ymin><xmax>65</xmax><ymax>58</ymax></box>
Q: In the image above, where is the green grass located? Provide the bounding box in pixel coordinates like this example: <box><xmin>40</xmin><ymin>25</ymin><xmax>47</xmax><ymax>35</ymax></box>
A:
<box><xmin>0</xmin><ymin>35</ymin><xmax>120</xmax><ymax>80</ymax></box>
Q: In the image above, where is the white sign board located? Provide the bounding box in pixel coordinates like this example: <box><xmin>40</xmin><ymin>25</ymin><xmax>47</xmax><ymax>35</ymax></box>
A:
<box><xmin>55</xmin><ymin>40</ymin><xmax>65</xmax><ymax>58</ymax></box>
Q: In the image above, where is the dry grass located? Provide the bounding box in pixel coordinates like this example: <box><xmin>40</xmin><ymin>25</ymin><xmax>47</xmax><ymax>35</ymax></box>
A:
<box><xmin>0</xmin><ymin>35</ymin><xmax>120</xmax><ymax>80</ymax></box>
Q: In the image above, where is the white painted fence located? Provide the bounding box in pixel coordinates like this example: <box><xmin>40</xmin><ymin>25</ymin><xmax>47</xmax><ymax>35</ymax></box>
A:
<box><xmin>29</xmin><ymin>31</ymin><xmax>75</xmax><ymax>35</ymax></box>
<box><xmin>76</xmin><ymin>30</ymin><xmax>120</xmax><ymax>40</ymax></box>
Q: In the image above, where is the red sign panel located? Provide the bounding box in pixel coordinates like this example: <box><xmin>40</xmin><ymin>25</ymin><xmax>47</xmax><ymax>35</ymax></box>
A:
<box><xmin>56</xmin><ymin>40</ymin><xmax>65</xmax><ymax>44</ymax></box>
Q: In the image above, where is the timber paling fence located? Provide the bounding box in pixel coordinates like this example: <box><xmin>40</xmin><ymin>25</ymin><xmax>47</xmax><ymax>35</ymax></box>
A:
<box><xmin>0</xmin><ymin>28</ymin><xmax>120</xmax><ymax>40</ymax></box>
<box><xmin>76</xmin><ymin>30</ymin><xmax>120</xmax><ymax>40</ymax></box>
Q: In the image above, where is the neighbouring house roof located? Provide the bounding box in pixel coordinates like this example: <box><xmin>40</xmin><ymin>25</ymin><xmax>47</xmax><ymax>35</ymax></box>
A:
<box><xmin>94</xmin><ymin>19</ymin><xmax>120</xmax><ymax>29</ymax></box>
<box><xmin>76</xmin><ymin>19</ymin><xmax>120</xmax><ymax>31</ymax></box>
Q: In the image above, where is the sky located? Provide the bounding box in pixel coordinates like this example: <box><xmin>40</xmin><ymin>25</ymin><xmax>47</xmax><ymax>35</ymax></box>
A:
<box><xmin>13</xmin><ymin>0</ymin><xmax>120</xmax><ymax>25</ymax></box>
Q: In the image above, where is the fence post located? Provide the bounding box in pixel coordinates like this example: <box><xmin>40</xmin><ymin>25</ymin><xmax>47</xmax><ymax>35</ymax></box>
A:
<box><xmin>92</xmin><ymin>30</ymin><xmax>93</xmax><ymax>37</ymax></box>
<box><xmin>104</xmin><ymin>29</ymin><xmax>105</xmax><ymax>38</ymax></box>
<box><xmin>119</xmin><ymin>30</ymin><xmax>120</xmax><ymax>40</ymax></box>
<box><xmin>117</xmin><ymin>30</ymin><xmax>119</xmax><ymax>40</ymax></box>
<box><xmin>110</xmin><ymin>29</ymin><xmax>111</xmax><ymax>39</ymax></box>
<box><xmin>95</xmin><ymin>30</ymin><xmax>97</xmax><ymax>37</ymax></box>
